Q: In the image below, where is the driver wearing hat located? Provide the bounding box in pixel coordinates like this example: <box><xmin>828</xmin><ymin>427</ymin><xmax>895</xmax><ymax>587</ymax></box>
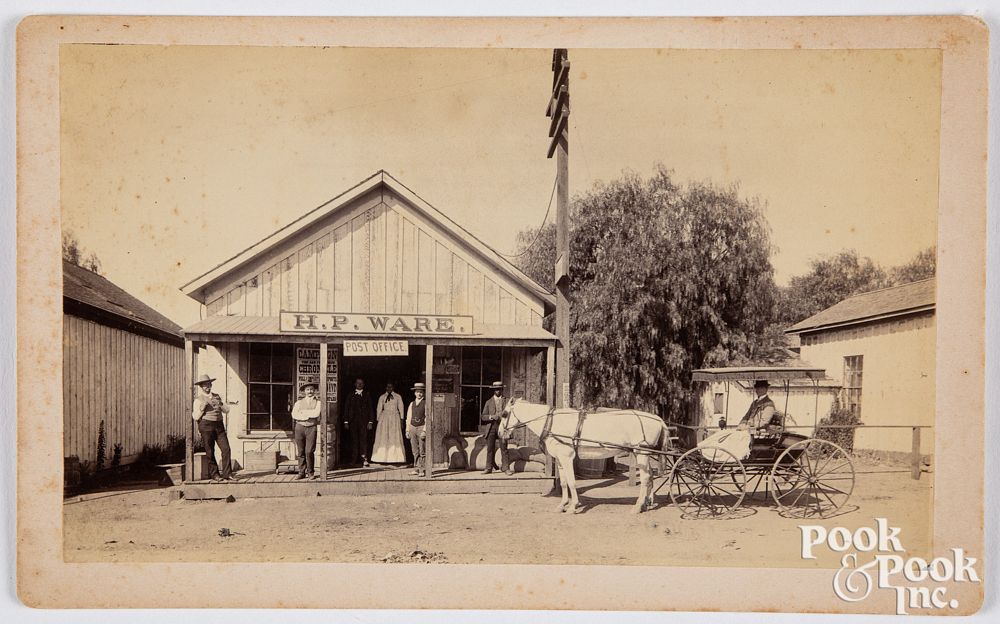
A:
<box><xmin>737</xmin><ymin>379</ymin><xmax>779</xmax><ymax>432</ymax></box>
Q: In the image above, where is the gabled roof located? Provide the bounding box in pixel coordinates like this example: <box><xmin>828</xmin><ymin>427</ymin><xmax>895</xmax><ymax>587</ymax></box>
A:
<box><xmin>786</xmin><ymin>278</ymin><xmax>935</xmax><ymax>335</ymax></box>
<box><xmin>180</xmin><ymin>170</ymin><xmax>556</xmax><ymax>313</ymax></box>
<box><xmin>63</xmin><ymin>260</ymin><xmax>183</xmax><ymax>342</ymax></box>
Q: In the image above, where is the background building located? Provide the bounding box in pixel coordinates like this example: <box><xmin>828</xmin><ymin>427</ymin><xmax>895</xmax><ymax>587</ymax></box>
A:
<box><xmin>63</xmin><ymin>260</ymin><xmax>187</xmax><ymax>468</ymax></box>
<box><xmin>786</xmin><ymin>279</ymin><xmax>935</xmax><ymax>455</ymax></box>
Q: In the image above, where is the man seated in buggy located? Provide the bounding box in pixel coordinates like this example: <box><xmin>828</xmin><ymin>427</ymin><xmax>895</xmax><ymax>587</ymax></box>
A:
<box><xmin>733</xmin><ymin>379</ymin><xmax>783</xmax><ymax>440</ymax></box>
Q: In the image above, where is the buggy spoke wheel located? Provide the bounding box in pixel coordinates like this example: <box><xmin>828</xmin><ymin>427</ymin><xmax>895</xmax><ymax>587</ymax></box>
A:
<box><xmin>771</xmin><ymin>439</ymin><xmax>855</xmax><ymax>518</ymax></box>
<box><xmin>669</xmin><ymin>446</ymin><xmax>746</xmax><ymax>519</ymax></box>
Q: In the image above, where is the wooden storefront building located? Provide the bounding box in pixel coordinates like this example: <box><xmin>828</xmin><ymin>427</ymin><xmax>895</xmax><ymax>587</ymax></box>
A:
<box><xmin>180</xmin><ymin>171</ymin><xmax>557</xmax><ymax>480</ymax></box>
<box><xmin>63</xmin><ymin>260</ymin><xmax>187</xmax><ymax>469</ymax></box>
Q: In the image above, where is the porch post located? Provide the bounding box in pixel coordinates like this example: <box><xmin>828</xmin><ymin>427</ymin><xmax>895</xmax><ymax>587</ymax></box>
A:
<box><xmin>910</xmin><ymin>427</ymin><xmax>922</xmax><ymax>480</ymax></box>
<box><xmin>545</xmin><ymin>345</ymin><xmax>555</xmax><ymax>478</ymax></box>
<box><xmin>319</xmin><ymin>342</ymin><xmax>328</xmax><ymax>481</ymax></box>
<box><xmin>183</xmin><ymin>339</ymin><xmax>195</xmax><ymax>482</ymax></box>
<box><xmin>424</xmin><ymin>344</ymin><xmax>434</xmax><ymax>478</ymax></box>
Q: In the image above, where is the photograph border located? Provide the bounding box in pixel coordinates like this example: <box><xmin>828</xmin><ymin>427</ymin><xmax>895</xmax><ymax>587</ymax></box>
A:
<box><xmin>15</xmin><ymin>14</ymin><xmax>987</xmax><ymax>613</ymax></box>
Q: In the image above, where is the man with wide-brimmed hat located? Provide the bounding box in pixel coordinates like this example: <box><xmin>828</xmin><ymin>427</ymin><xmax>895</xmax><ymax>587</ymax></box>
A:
<box><xmin>292</xmin><ymin>382</ymin><xmax>322</xmax><ymax>479</ymax></box>
<box><xmin>405</xmin><ymin>382</ymin><xmax>428</xmax><ymax>476</ymax></box>
<box><xmin>480</xmin><ymin>381</ymin><xmax>512</xmax><ymax>475</ymax></box>
<box><xmin>191</xmin><ymin>373</ymin><xmax>233</xmax><ymax>481</ymax></box>
<box><xmin>737</xmin><ymin>379</ymin><xmax>779</xmax><ymax>432</ymax></box>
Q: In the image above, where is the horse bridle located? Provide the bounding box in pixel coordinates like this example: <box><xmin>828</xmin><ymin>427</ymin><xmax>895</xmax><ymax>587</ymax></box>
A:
<box><xmin>499</xmin><ymin>399</ymin><xmax>555</xmax><ymax>441</ymax></box>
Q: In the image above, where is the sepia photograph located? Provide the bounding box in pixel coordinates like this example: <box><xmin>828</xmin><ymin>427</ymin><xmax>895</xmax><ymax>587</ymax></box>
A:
<box><xmin>13</xmin><ymin>13</ymin><xmax>988</xmax><ymax>615</ymax></box>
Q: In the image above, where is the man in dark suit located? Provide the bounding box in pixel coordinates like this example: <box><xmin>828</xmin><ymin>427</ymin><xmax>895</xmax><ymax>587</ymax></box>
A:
<box><xmin>737</xmin><ymin>379</ymin><xmax>780</xmax><ymax>433</ymax></box>
<box><xmin>342</xmin><ymin>377</ymin><xmax>375</xmax><ymax>467</ymax></box>
<box><xmin>481</xmin><ymin>381</ymin><xmax>512</xmax><ymax>475</ymax></box>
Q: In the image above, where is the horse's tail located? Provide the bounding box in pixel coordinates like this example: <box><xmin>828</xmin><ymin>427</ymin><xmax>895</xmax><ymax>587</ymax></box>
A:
<box><xmin>657</xmin><ymin>419</ymin><xmax>674</xmax><ymax>453</ymax></box>
<box><xmin>655</xmin><ymin>420</ymin><xmax>677</xmax><ymax>473</ymax></box>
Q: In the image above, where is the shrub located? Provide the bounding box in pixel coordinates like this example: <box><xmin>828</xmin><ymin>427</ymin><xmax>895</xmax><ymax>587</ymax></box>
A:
<box><xmin>96</xmin><ymin>420</ymin><xmax>107</xmax><ymax>471</ymax></box>
<box><xmin>111</xmin><ymin>442</ymin><xmax>124</xmax><ymax>469</ymax></box>
<box><xmin>814</xmin><ymin>397</ymin><xmax>862</xmax><ymax>452</ymax></box>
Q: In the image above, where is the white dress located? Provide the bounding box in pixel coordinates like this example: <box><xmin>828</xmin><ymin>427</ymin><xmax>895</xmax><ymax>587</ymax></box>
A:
<box><xmin>371</xmin><ymin>393</ymin><xmax>406</xmax><ymax>463</ymax></box>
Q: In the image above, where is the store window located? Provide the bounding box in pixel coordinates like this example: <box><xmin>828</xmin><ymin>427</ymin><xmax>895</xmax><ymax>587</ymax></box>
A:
<box><xmin>247</xmin><ymin>342</ymin><xmax>295</xmax><ymax>432</ymax></box>
<box><xmin>842</xmin><ymin>355</ymin><xmax>863</xmax><ymax>417</ymax></box>
<box><xmin>460</xmin><ymin>346</ymin><xmax>503</xmax><ymax>433</ymax></box>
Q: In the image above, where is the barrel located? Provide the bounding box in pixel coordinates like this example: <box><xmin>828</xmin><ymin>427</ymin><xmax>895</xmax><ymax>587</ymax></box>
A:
<box><xmin>575</xmin><ymin>457</ymin><xmax>608</xmax><ymax>478</ymax></box>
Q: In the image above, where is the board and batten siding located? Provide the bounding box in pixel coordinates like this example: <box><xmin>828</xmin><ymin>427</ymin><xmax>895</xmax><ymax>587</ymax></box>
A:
<box><xmin>203</xmin><ymin>189</ymin><xmax>546</xmax><ymax>327</ymax></box>
<box><xmin>63</xmin><ymin>314</ymin><xmax>186</xmax><ymax>465</ymax></box>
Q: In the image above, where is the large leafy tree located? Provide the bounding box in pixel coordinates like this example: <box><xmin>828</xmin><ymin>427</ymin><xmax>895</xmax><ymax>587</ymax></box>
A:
<box><xmin>515</xmin><ymin>166</ymin><xmax>776</xmax><ymax>418</ymax></box>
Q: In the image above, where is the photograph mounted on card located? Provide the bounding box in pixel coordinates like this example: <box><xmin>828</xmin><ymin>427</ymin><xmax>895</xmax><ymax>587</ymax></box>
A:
<box><xmin>15</xmin><ymin>14</ymin><xmax>986</xmax><ymax>614</ymax></box>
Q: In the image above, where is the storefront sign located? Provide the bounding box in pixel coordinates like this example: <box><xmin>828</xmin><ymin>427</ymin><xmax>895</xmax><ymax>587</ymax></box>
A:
<box><xmin>280</xmin><ymin>311</ymin><xmax>474</xmax><ymax>335</ymax></box>
<box><xmin>344</xmin><ymin>340</ymin><xmax>409</xmax><ymax>357</ymax></box>
<box><xmin>296</xmin><ymin>346</ymin><xmax>338</xmax><ymax>402</ymax></box>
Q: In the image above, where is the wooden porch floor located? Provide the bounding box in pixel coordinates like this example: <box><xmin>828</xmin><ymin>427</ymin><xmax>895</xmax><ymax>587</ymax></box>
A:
<box><xmin>182</xmin><ymin>465</ymin><xmax>555</xmax><ymax>499</ymax></box>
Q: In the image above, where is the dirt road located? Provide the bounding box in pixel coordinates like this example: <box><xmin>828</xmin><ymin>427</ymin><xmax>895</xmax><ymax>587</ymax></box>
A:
<box><xmin>64</xmin><ymin>459</ymin><xmax>931</xmax><ymax>569</ymax></box>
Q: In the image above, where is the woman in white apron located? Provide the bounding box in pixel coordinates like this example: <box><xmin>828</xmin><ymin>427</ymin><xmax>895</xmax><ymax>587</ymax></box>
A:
<box><xmin>371</xmin><ymin>382</ymin><xmax>407</xmax><ymax>464</ymax></box>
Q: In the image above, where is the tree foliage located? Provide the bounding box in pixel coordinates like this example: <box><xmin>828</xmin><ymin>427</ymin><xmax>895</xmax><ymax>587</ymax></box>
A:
<box><xmin>515</xmin><ymin>166</ymin><xmax>776</xmax><ymax>417</ymax></box>
<box><xmin>777</xmin><ymin>250</ymin><xmax>888</xmax><ymax>325</ymax></box>
<box><xmin>889</xmin><ymin>245</ymin><xmax>936</xmax><ymax>285</ymax></box>
<box><xmin>778</xmin><ymin>246</ymin><xmax>936</xmax><ymax>325</ymax></box>
<box><xmin>62</xmin><ymin>231</ymin><xmax>102</xmax><ymax>273</ymax></box>
<box><xmin>512</xmin><ymin>166</ymin><xmax>937</xmax><ymax>420</ymax></box>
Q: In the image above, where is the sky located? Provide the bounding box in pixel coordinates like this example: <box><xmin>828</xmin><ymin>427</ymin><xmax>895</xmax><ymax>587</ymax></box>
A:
<box><xmin>60</xmin><ymin>45</ymin><xmax>942</xmax><ymax>327</ymax></box>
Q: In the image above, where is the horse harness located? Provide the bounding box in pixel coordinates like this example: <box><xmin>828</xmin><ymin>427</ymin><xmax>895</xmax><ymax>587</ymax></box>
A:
<box><xmin>506</xmin><ymin>405</ymin><xmax>664</xmax><ymax>455</ymax></box>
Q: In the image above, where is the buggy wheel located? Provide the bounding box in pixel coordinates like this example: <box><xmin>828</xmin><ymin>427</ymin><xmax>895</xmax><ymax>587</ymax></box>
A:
<box><xmin>770</xmin><ymin>439</ymin><xmax>855</xmax><ymax>519</ymax></box>
<box><xmin>668</xmin><ymin>446</ymin><xmax>746</xmax><ymax>519</ymax></box>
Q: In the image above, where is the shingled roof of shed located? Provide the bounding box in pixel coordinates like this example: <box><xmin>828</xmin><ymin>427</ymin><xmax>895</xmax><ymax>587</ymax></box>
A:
<box><xmin>786</xmin><ymin>278</ymin><xmax>935</xmax><ymax>334</ymax></box>
<box><xmin>63</xmin><ymin>260</ymin><xmax>183</xmax><ymax>340</ymax></box>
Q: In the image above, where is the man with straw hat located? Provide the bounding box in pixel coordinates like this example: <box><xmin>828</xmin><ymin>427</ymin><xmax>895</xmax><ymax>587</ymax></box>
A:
<box><xmin>405</xmin><ymin>382</ymin><xmax>428</xmax><ymax>476</ymax></box>
<box><xmin>191</xmin><ymin>373</ymin><xmax>233</xmax><ymax>481</ymax></box>
<box><xmin>480</xmin><ymin>381</ymin><xmax>512</xmax><ymax>475</ymax></box>
<box><xmin>291</xmin><ymin>382</ymin><xmax>322</xmax><ymax>479</ymax></box>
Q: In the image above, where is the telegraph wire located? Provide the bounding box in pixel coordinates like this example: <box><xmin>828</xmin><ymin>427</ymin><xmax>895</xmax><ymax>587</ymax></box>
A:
<box><xmin>497</xmin><ymin>174</ymin><xmax>558</xmax><ymax>259</ymax></box>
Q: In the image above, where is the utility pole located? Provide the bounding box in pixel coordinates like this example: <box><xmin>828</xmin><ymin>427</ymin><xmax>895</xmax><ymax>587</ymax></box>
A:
<box><xmin>546</xmin><ymin>49</ymin><xmax>571</xmax><ymax>409</ymax></box>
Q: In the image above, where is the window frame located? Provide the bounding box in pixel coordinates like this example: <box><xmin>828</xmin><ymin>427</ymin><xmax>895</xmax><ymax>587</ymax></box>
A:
<box><xmin>459</xmin><ymin>346</ymin><xmax>504</xmax><ymax>434</ymax></box>
<box><xmin>246</xmin><ymin>342</ymin><xmax>296</xmax><ymax>433</ymax></box>
<box><xmin>842</xmin><ymin>354</ymin><xmax>864</xmax><ymax>418</ymax></box>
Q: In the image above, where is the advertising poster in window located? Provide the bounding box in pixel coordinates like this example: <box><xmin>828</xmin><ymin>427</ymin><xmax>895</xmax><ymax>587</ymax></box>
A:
<box><xmin>296</xmin><ymin>346</ymin><xmax>338</xmax><ymax>403</ymax></box>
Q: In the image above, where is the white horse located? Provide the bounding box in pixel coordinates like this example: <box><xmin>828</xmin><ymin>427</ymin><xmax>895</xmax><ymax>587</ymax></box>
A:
<box><xmin>500</xmin><ymin>399</ymin><xmax>673</xmax><ymax>514</ymax></box>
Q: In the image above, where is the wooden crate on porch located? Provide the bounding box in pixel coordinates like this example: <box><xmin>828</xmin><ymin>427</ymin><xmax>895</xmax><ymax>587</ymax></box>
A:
<box><xmin>243</xmin><ymin>450</ymin><xmax>278</xmax><ymax>472</ymax></box>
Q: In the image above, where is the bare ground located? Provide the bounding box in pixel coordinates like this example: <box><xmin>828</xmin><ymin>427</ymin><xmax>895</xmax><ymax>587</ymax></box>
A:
<box><xmin>64</xmin><ymin>458</ymin><xmax>932</xmax><ymax>569</ymax></box>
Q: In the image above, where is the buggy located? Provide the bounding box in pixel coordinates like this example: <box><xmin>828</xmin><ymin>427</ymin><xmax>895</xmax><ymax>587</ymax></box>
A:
<box><xmin>664</xmin><ymin>367</ymin><xmax>855</xmax><ymax>519</ymax></box>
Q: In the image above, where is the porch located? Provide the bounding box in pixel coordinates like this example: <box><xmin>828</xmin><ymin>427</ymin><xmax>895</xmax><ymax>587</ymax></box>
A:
<box><xmin>181</xmin><ymin>464</ymin><xmax>555</xmax><ymax>499</ymax></box>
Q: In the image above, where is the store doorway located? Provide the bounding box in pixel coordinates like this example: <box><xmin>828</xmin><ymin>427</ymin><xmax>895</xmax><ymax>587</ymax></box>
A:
<box><xmin>337</xmin><ymin>345</ymin><xmax>426</xmax><ymax>467</ymax></box>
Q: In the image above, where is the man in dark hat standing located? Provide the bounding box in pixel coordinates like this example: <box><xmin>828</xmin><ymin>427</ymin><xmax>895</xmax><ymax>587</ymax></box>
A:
<box><xmin>480</xmin><ymin>381</ymin><xmax>512</xmax><ymax>475</ymax></box>
<box><xmin>738</xmin><ymin>379</ymin><xmax>779</xmax><ymax>432</ymax></box>
<box><xmin>191</xmin><ymin>373</ymin><xmax>233</xmax><ymax>481</ymax></box>
<box><xmin>342</xmin><ymin>377</ymin><xmax>375</xmax><ymax>467</ymax></box>
<box><xmin>292</xmin><ymin>383</ymin><xmax>322</xmax><ymax>479</ymax></box>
